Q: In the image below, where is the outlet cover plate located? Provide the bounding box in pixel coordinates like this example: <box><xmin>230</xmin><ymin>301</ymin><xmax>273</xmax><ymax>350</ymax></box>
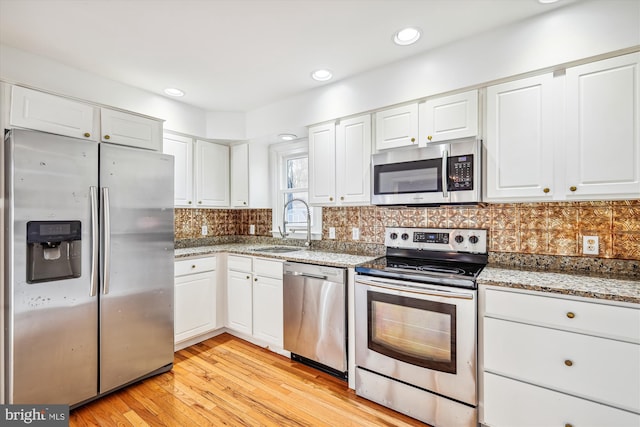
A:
<box><xmin>583</xmin><ymin>235</ymin><xmax>599</xmax><ymax>255</ymax></box>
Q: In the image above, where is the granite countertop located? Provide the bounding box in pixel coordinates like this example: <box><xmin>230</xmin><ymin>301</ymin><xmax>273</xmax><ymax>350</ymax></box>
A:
<box><xmin>174</xmin><ymin>243</ymin><xmax>380</xmax><ymax>268</ymax></box>
<box><xmin>479</xmin><ymin>266</ymin><xmax>640</xmax><ymax>304</ymax></box>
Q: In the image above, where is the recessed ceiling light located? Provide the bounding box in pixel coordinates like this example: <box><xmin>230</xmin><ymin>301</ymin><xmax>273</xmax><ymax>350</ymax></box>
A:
<box><xmin>279</xmin><ymin>133</ymin><xmax>297</xmax><ymax>141</ymax></box>
<box><xmin>394</xmin><ymin>27</ymin><xmax>421</xmax><ymax>46</ymax></box>
<box><xmin>164</xmin><ymin>87</ymin><xmax>185</xmax><ymax>97</ymax></box>
<box><xmin>311</xmin><ymin>69</ymin><xmax>333</xmax><ymax>82</ymax></box>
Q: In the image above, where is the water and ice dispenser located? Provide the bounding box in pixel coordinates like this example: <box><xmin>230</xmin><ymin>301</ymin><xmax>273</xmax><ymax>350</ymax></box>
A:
<box><xmin>26</xmin><ymin>221</ymin><xmax>82</xmax><ymax>283</ymax></box>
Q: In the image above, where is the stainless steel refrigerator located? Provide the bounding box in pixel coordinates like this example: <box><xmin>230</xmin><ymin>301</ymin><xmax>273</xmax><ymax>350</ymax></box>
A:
<box><xmin>3</xmin><ymin>128</ymin><xmax>175</xmax><ymax>407</ymax></box>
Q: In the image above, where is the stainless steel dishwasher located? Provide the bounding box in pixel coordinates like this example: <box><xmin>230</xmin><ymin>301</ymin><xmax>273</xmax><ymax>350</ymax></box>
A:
<box><xmin>283</xmin><ymin>262</ymin><xmax>347</xmax><ymax>378</ymax></box>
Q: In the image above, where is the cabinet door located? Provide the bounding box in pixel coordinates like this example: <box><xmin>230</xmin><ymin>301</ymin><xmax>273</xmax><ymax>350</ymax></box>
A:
<box><xmin>10</xmin><ymin>86</ymin><xmax>98</xmax><ymax>141</ymax></box>
<box><xmin>195</xmin><ymin>140</ymin><xmax>230</xmax><ymax>207</ymax></box>
<box><xmin>375</xmin><ymin>103</ymin><xmax>419</xmax><ymax>150</ymax></box>
<box><xmin>163</xmin><ymin>133</ymin><xmax>194</xmax><ymax>207</ymax></box>
<box><xmin>174</xmin><ymin>271</ymin><xmax>216</xmax><ymax>343</ymax></box>
<box><xmin>421</xmin><ymin>90</ymin><xmax>478</xmax><ymax>144</ymax></box>
<box><xmin>230</xmin><ymin>143</ymin><xmax>249</xmax><ymax>207</ymax></box>
<box><xmin>308</xmin><ymin>122</ymin><xmax>336</xmax><ymax>205</ymax></box>
<box><xmin>485</xmin><ymin>74</ymin><xmax>555</xmax><ymax>201</ymax></box>
<box><xmin>565</xmin><ymin>53</ymin><xmax>640</xmax><ymax>199</ymax></box>
<box><xmin>100</xmin><ymin>108</ymin><xmax>162</xmax><ymax>151</ymax></box>
<box><xmin>253</xmin><ymin>275</ymin><xmax>283</xmax><ymax>347</ymax></box>
<box><xmin>336</xmin><ymin>114</ymin><xmax>372</xmax><ymax>205</ymax></box>
<box><xmin>483</xmin><ymin>372</ymin><xmax>640</xmax><ymax>427</ymax></box>
<box><xmin>226</xmin><ymin>270</ymin><xmax>253</xmax><ymax>335</ymax></box>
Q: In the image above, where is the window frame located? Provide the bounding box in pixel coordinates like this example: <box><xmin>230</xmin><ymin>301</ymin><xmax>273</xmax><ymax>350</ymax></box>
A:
<box><xmin>270</xmin><ymin>139</ymin><xmax>322</xmax><ymax>240</ymax></box>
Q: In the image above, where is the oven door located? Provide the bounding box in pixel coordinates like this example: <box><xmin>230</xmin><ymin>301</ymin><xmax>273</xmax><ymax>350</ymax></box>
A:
<box><xmin>355</xmin><ymin>275</ymin><xmax>477</xmax><ymax>406</ymax></box>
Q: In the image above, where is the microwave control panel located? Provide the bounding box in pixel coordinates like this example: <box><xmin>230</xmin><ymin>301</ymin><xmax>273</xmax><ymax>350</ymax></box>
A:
<box><xmin>448</xmin><ymin>154</ymin><xmax>474</xmax><ymax>191</ymax></box>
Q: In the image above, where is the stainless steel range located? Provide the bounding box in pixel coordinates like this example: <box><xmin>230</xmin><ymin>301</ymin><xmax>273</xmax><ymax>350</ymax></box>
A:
<box><xmin>354</xmin><ymin>227</ymin><xmax>488</xmax><ymax>427</ymax></box>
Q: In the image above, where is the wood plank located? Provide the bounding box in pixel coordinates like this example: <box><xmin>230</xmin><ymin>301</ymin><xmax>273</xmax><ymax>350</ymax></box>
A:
<box><xmin>70</xmin><ymin>333</ymin><xmax>430</xmax><ymax>426</ymax></box>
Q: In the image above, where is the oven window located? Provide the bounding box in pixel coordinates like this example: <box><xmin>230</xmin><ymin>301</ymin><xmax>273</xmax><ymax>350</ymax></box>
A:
<box><xmin>374</xmin><ymin>158</ymin><xmax>442</xmax><ymax>195</ymax></box>
<box><xmin>367</xmin><ymin>291</ymin><xmax>456</xmax><ymax>374</ymax></box>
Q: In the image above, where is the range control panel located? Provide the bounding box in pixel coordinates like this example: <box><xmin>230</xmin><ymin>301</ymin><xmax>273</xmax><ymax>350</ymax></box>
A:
<box><xmin>385</xmin><ymin>227</ymin><xmax>487</xmax><ymax>254</ymax></box>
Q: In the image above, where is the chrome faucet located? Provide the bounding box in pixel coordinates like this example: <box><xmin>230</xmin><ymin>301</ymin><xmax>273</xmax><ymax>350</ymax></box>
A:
<box><xmin>279</xmin><ymin>198</ymin><xmax>311</xmax><ymax>247</ymax></box>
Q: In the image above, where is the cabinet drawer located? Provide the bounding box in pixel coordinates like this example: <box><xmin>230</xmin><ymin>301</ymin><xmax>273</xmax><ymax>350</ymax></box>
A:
<box><xmin>175</xmin><ymin>257</ymin><xmax>217</xmax><ymax>276</ymax></box>
<box><xmin>253</xmin><ymin>258</ymin><xmax>283</xmax><ymax>279</ymax></box>
<box><xmin>484</xmin><ymin>317</ymin><xmax>640</xmax><ymax>412</ymax></box>
<box><xmin>484</xmin><ymin>287</ymin><xmax>640</xmax><ymax>343</ymax></box>
<box><xmin>483</xmin><ymin>372</ymin><xmax>640</xmax><ymax>427</ymax></box>
<box><xmin>228</xmin><ymin>255</ymin><xmax>252</xmax><ymax>272</ymax></box>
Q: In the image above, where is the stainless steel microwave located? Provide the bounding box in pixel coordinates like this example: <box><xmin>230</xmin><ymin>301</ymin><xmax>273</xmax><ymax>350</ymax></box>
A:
<box><xmin>371</xmin><ymin>139</ymin><xmax>481</xmax><ymax>206</ymax></box>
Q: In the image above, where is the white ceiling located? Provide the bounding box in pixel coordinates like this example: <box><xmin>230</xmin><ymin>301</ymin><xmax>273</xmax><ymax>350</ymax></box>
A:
<box><xmin>0</xmin><ymin>0</ymin><xmax>577</xmax><ymax>113</ymax></box>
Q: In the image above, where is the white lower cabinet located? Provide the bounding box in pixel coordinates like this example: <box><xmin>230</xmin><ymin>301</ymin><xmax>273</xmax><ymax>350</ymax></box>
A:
<box><xmin>174</xmin><ymin>256</ymin><xmax>218</xmax><ymax>345</ymax></box>
<box><xmin>226</xmin><ymin>255</ymin><xmax>284</xmax><ymax>349</ymax></box>
<box><xmin>480</xmin><ymin>286</ymin><xmax>640</xmax><ymax>427</ymax></box>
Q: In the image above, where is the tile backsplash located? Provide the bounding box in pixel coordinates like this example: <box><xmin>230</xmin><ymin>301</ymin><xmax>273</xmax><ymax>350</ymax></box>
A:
<box><xmin>175</xmin><ymin>200</ymin><xmax>640</xmax><ymax>261</ymax></box>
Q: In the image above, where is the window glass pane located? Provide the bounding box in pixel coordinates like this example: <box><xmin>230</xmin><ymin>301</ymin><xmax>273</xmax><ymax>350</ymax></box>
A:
<box><xmin>286</xmin><ymin>157</ymin><xmax>308</xmax><ymax>189</ymax></box>
<box><xmin>284</xmin><ymin>192</ymin><xmax>312</xmax><ymax>226</ymax></box>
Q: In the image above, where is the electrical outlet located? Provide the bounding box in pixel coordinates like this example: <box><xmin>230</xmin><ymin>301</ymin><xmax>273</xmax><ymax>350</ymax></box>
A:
<box><xmin>583</xmin><ymin>235</ymin><xmax>599</xmax><ymax>255</ymax></box>
<box><xmin>352</xmin><ymin>227</ymin><xmax>360</xmax><ymax>240</ymax></box>
<box><xmin>249</xmin><ymin>224</ymin><xmax>255</xmax><ymax>235</ymax></box>
<box><xmin>329</xmin><ymin>227</ymin><xmax>336</xmax><ymax>239</ymax></box>
<box><xmin>201</xmin><ymin>225</ymin><xmax>208</xmax><ymax>236</ymax></box>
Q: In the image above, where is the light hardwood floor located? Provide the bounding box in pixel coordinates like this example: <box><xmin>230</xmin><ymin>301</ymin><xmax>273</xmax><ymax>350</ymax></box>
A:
<box><xmin>69</xmin><ymin>333</ymin><xmax>428</xmax><ymax>426</ymax></box>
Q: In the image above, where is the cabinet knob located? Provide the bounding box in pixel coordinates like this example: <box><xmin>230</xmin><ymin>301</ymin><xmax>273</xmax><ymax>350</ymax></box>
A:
<box><xmin>198</xmin><ymin>201</ymin><xmax>202</xmax><ymax>204</ymax></box>
<box><xmin>565</xmin><ymin>424</ymin><xmax>573</xmax><ymax>427</ymax></box>
<box><xmin>83</xmin><ymin>132</ymin><xmax>91</xmax><ymax>138</ymax></box>
<box><xmin>340</xmin><ymin>196</ymin><xmax>344</xmax><ymax>201</ymax></box>
<box><xmin>246</xmin><ymin>275</ymin><xmax>250</xmax><ymax>279</ymax></box>
<box><xmin>104</xmin><ymin>135</ymin><xmax>111</xmax><ymax>140</ymax></box>
<box><xmin>254</xmin><ymin>278</ymin><xmax>258</xmax><ymax>282</ymax></box>
<box><xmin>191</xmin><ymin>265</ymin><xmax>196</xmax><ymax>269</ymax></box>
<box><xmin>566</xmin><ymin>312</ymin><xmax>575</xmax><ymax>319</ymax></box>
<box><xmin>564</xmin><ymin>359</ymin><xmax>573</xmax><ymax>367</ymax></box>
<box><xmin>329</xmin><ymin>197</ymin><xmax>333</xmax><ymax>201</ymax></box>
<box><xmin>427</xmin><ymin>135</ymin><xmax>433</xmax><ymax>141</ymax></box>
<box><xmin>188</xmin><ymin>201</ymin><xmax>192</xmax><ymax>204</ymax></box>
<box><xmin>543</xmin><ymin>187</ymin><xmax>550</xmax><ymax>193</ymax></box>
<box><xmin>243</xmin><ymin>201</ymin><xmax>247</xmax><ymax>205</ymax></box>
<box><xmin>411</xmin><ymin>137</ymin><xmax>416</xmax><ymax>143</ymax></box>
<box><xmin>570</xmin><ymin>186</ymin><xmax>577</xmax><ymax>192</ymax></box>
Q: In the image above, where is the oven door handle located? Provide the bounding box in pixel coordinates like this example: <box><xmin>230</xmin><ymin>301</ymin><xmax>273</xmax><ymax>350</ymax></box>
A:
<box><xmin>356</xmin><ymin>277</ymin><xmax>474</xmax><ymax>300</ymax></box>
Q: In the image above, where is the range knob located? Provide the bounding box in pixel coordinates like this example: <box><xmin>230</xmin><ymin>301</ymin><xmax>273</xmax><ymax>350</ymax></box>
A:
<box><xmin>454</xmin><ymin>235</ymin><xmax>465</xmax><ymax>244</ymax></box>
<box><xmin>389</xmin><ymin>232</ymin><xmax>398</xmax><ymax>240</ymax></box>
<box><xmin>469</xmin><ymin>235</ymin><xmax>479</xmax><ymax>244</ymax></box>
<box><xmin>401</xmin><ymin>233</ymin><xmax>410</xmax><ymax>240</ymax></box>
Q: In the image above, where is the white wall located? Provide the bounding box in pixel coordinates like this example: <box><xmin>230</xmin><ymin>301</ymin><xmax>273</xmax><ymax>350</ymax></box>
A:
<box><xmin>0</xmin><ymin>44</ymin><xmax>208</xmax><ymax>136</ymax></box>
<box><xmin>206</xmin><ymin>111</ymin><xmax>246</xmax><ymax>140</ymax></box>
<box><xmin>245</xmin><ymin>0</ymin><xmax>640</xmax><ymax>141</ymax></box>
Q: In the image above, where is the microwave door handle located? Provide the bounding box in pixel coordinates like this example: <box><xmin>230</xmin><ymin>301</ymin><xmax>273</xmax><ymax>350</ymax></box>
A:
<box><xmin>442</xmin><ymin>149</ymin><xmax>449</xmax><ymax>198</ymax></box>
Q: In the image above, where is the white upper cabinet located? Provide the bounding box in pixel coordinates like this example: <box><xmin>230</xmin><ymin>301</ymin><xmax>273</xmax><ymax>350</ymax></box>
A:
<box><xmin>309</xmin><ymin>114</ymin><xmax>371</xmax><ymax>206</ymax></box>
<box><xmin>230</xmin><ymin>143</ymin><xmax>250</xmax><ymax>207</ymax></box>
<box><xmin>336</xmin><ymin>115</ymin><xmax>372</xmax><ymax>204</ymax></box>
<box><xmin>10</xmin><ymin>86</ymin><xmax>98</xmax><ymax>141</ymax></box>
<box><xmin>420</xmin><ymin>90</ymin><xmax>478</xmax><ymax>144</ymax></box>
<box><xmin>195</xmin><ymin>139</ymin><xmax>230</xmax><ymax>207</ymax></box>
<box><xmin>565</xmin><ymin>53</ymin><xmax>640</xmax><ymax>199</ymax></box>
<box><xmin>163</xmin><ymin>133</ymin><xmax>194</xmax><ymax>207</ymax></box>
<box><xmin>375</xmin><ymin>103</ymin><xmax>419</xmax><ymax>150</ymax></box>
<box><xmin>308</xmin><ymin>122</ymin><xmax>337</xmax><ymax>205</ymax></box>
<box><xmin>100</xmin><ymin>108</ymin><xmax>162</xmax><ymax>151</ymax></box>
<box><xmin>485</xmin><ymin>52</ymin><xmax>640</xmax><ymax>202</ymax></box>
<box><xmin>485</xmin><ymin>74</ymin><xmax>555</xmax><ymax>201</ymax></box>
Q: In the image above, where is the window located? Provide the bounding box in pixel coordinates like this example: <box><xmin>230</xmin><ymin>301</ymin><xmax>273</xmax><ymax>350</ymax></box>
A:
<box><xmin>270</xmin><ymin>140</ymin><xmax>322</xmax><ymax>240</ymax></box>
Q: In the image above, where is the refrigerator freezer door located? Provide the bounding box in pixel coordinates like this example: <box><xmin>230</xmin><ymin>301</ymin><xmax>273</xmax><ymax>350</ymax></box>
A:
<box><xmin>5</xmin><ymin>129</ymin><xmax>99</xmax><ymax>405</ymax></box>
<box><xmin>99</xmin><ymin>143</ymin><xmax>174</xmax><ymax>394</ymax></box>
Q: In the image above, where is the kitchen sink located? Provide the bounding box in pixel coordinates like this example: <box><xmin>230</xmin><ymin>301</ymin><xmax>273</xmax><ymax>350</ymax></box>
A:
<box><xmin>252</xmin><ymin>246</ymin><xmax>305</xmax><ymax>254</ymax></box>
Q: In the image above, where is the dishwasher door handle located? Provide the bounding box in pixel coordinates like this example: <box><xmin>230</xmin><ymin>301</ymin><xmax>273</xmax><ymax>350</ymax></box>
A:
<box><xmin>284</xmin><ymin>271</ymin><xmax>328</xmax><ymax>280</ymax></box>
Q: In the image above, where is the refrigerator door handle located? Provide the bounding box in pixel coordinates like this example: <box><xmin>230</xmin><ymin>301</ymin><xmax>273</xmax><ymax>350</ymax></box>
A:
<box><xmin>90</xmin><ymin>186</ymin><xmax>99</xmax><ymax>297</ymax></box>
<box><xmin>102</xmin><ymin>187</ymin><xmax>111</xmax><ymax>295</ymax></box>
